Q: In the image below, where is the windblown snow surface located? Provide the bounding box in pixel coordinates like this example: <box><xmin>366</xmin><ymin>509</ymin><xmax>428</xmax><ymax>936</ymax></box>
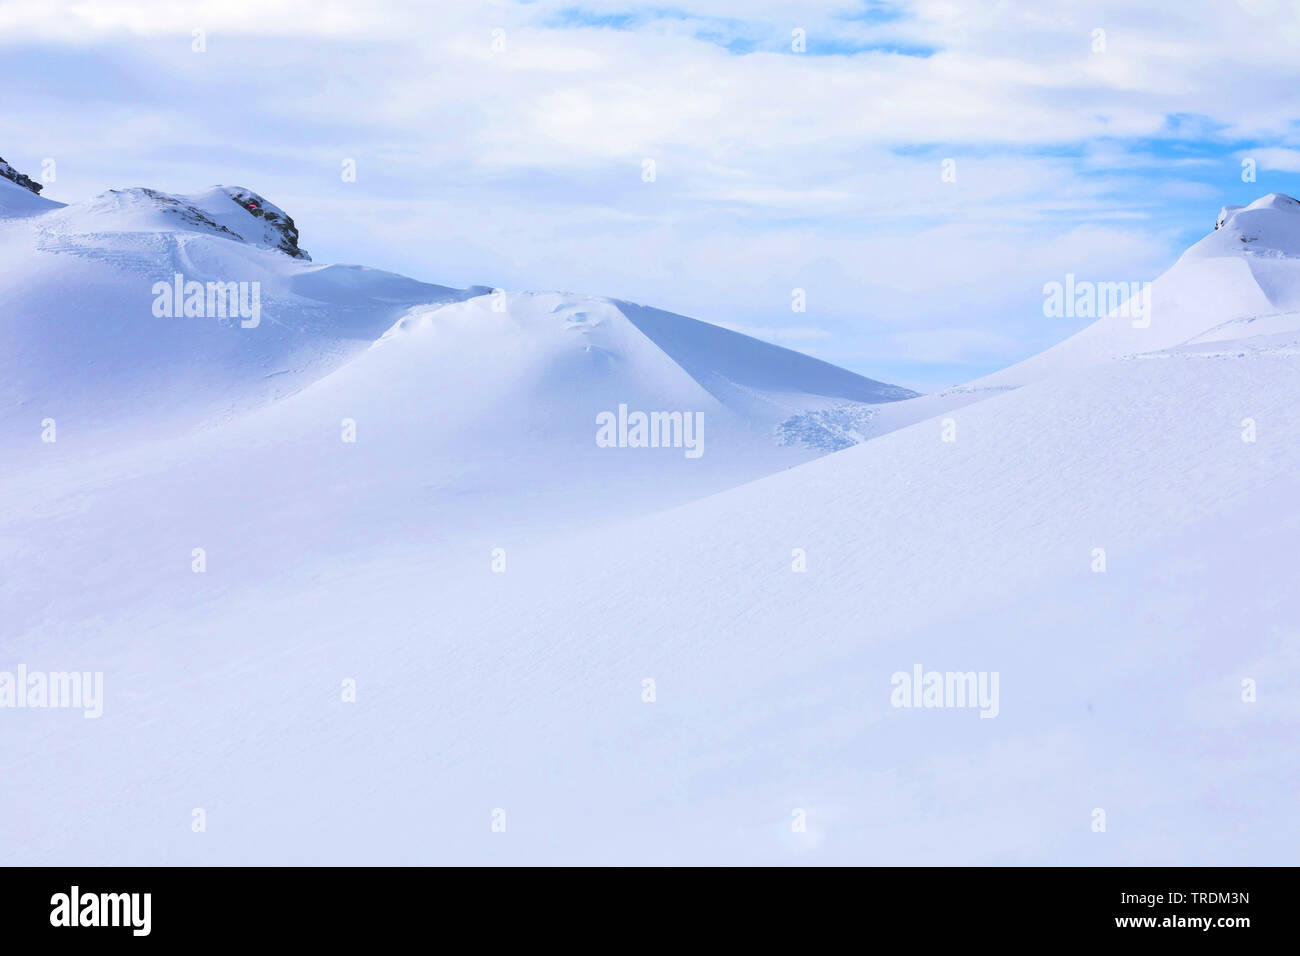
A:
<box><xmin>1</xmin><ymin>172</ymin><xmax>1297</xmax><ymax>864</ymax></box>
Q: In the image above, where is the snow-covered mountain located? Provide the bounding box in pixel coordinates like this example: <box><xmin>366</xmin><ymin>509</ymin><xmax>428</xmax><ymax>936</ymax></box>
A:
<box><xmin>978</xmin><ymin>192</ymin><xmax>1300</xmax><ymax>388</ymax></box>
<box><xmin>0</xmin><ymin>165</ymin><xmax>914</xmax><ymax>481</ymax></box>
<box><xmin>1</xmin><ymin>156</ymin><xmax>1296</xmax><ymax>865</ymax></box>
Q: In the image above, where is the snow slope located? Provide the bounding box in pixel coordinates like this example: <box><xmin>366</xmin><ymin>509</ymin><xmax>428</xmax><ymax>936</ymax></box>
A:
<box><xmin>0</xmin><ymin>170</ymin><xmax>63</xmax><ymax>217</ymax></box>
<box><xmin>1</xmin><ymin>177</ymin><xmax>1297</xmax><ymax>865</ymax></box>
<box><xmin>977</xmin><ymin>192</ymin><xmax>1300</xmax><ymax>388</ymax></box>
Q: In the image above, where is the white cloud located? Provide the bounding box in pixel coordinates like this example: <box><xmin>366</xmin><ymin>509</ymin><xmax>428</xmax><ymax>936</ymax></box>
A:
<box><xmin>1249</xmin><ymin>147</ymin><xmax>1300</xmax><ymax>173</ymax></box>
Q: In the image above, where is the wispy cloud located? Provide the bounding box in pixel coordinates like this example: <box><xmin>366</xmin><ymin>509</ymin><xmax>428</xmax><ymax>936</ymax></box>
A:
<box><xmin>1247</xmin><ymin>147</ymin><xmax>1300</xmax><ymax>173</ymax></box>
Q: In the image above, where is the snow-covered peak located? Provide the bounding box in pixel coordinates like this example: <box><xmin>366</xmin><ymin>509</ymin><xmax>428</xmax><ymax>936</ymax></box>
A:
<box><xmin>40</xmin><ymin>184</ymin><xmax>310</xmax><ymax>260</ymax></box>
<box><xmin>970</xmin><ymin>192</ymin><xmax>1300</xmax><ymax>390</ymax></box>
<box><xmin>1196</xmin><ymin>192</ymin><xmax>1300</xmax><ymax>258</ymax></box>
<box><xmin>1</xmin><ymin>149</ymin><xmax>308</xmax><ymax>257</ymax></box>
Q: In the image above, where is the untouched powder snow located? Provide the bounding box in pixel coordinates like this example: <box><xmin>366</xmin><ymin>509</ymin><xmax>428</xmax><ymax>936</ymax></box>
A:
<box><xmin>1</xmin><ymin>181</ymin><xmax>1297</xmax><ymax>865</ymax></box>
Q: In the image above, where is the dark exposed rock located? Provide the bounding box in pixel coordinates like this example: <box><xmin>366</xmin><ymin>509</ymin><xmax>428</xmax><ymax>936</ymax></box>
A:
<box><xmin>0</xmin><ymin>156</ymin><xmax>43</xmax><ymax>195</ymax></box>
<box><xmin>221</xmin><ymin>187</ymin><xmax>309</xmax><ymax>260</ymax></box>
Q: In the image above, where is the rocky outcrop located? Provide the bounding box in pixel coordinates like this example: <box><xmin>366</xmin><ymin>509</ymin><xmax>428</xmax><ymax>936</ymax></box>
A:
<box><xmin>221</xmin><ymin>187</ymin><xmax>309</xmax><ymax>260</ymax></box>
<box><xmin>0</xmin><ymin>156</ymin><xmax>43</xmax><ymax>195</ymax></box>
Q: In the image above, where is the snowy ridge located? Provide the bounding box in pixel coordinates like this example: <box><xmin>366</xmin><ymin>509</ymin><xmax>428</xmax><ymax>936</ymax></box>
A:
<box><xmin>38</xmin><ymin>185</ymin><xmax>309</xmax><ymax>259</ymax></box>
<box><xmin>975</xmin><ymin>192</ymin><xmax>1300</xmax><ymax>389</ymax></box>
<box><xmin>0</xmin><ymin>170</ymin><xmax>915</xmax><ymax>468</ymax></box>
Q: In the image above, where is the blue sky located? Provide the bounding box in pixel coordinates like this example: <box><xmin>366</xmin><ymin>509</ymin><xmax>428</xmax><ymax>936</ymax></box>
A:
<box><xmin>3</xmin><ymin>0</ymin><xmax>1300</xmax><ymax>390</ymax></box>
